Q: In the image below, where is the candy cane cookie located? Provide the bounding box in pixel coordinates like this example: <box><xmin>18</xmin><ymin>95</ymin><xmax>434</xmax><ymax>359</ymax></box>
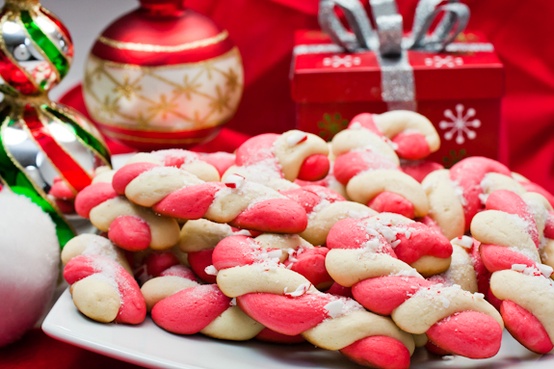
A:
<box><xmin>489</xmin><ymin>267</ymin><xmax>554</xmax><ymax>354</ymax></box>
<box><xmin>62</xmin><ymin>234</ymin><xmax>146</xmax><ymax>324</ymax></box>
<box><xmin>212</xmin><ymin>234</ymin><xmax>416</xmax><ymax>369</ymax></box>
<box><xmin>141</xmin><ymin>264</ymin><xmax>265</xmax><ymax>341</ymax></box>
<box><xmin>322</xmin><ymin>213</ymin><xmax>453</xmax><ymax>276</ymax></box>
<box><xmin>370</xmin><ymin>110</ymin><xmax>441</xmax><ymax>160</ymax></box>
<box><xmin>112</xmin><ymin>163</ymin><xmax>308</xmax><ymax>234</ymax></box>
<box><xmin>422</xmin><ymin>156</ymin><xmax>518</xmax><ymax>239</ymax></box>
<box><xmin>221</xmin><ymin>130</ymin><xmax>330</xmax><ymax>190</ymax></box>
<box><xmin>143</xmin><ymin>263</ymin><xmax>303</xmax><ymax>344</ymax></box>
<box><xmin>470</xmin><ymin>189</ymin><xmax>554</xmax><ymax>353</ymax></box>
<box><xmin>74</xmin><ymin>179</ymin><xmax>181</xmax><ymax>251</ymax></box>
<box><xmin>281</xmin><ymin>185</ymin><xmax>376</xmax><ymax>246</ymax></box>
<box><xmin>180</xmin><ymin>220</ymin><xmax>332</xmax><ymax>289</ymax></box>
<box><xmin>324</xmin><ymin>218</ymin><xmax>504</xmax><ymax>359</ymax></box>
<box><xmin>330</xmin><ymin>115</ymin><xmax>429</xmax><ymax>219</ymax></box>
<box><xmin>121</xmin><ymin>149</ymin><xmax>223</xmax><ymax>182</ymax></box>
<box><xmin>471</xmin><ymin>190</ymin><xmax>547</xmax><ymax>273</ymax></box>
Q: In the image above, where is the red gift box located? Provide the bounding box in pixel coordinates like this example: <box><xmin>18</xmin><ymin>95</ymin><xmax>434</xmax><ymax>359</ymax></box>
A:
<box><xmin>290</xmin><ymin>29</ymin><xmax>504</xmax><ymax>167</ymax></box>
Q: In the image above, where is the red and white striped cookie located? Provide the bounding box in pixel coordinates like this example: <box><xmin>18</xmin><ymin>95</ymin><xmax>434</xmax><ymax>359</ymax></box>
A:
<box><xmin>325</xmin><ymin>219</ymin><xmax>503</xmax><ymax>359</ymax></box>
<box><xmin>62</xmin><ymin>234</ymin><xmax>146</xmax><ymax>325</ymax></box>
<box><xmin>330</xmin><ymin>114</ymin><xmax>430</xmax><ymax>219</ymax></box>
<box><xmin>113</xmin><ymin>164</ymin><xmax>308</xmax><ymax>234</ymax></box>
<box><xmin>221</xmin><ymin>130</ymin><xmax>330</xmax><ymax>190</ymax></box>
<box><xmin>212</xmin><ymin>234</ymin><xmax>416</xmax><ymax>369</ymax></box>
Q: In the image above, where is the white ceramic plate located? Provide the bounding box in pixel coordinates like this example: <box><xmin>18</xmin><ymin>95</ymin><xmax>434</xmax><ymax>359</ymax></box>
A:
<box><xmin>43</xmin><ymin>289</ymin><xmax>554</xmax><ymax>369</ymax></box>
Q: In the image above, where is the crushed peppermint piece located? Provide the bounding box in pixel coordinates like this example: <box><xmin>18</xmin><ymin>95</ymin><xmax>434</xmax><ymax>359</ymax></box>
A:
<box><xmin>511</xmin><ymin>263</ymin><xmax>530</xmax><ymax>273</ymax></box>
<box><xmin>539</xmin><ymin>263</ymin><xmax>554</xmax><ymax>278</ymax></box>
<box><xmin>511</xmin><ymin>263</ymin><xmax>544</xmax><ymax>277</ymax></box>
<box><xmin>451</xmin><ymin>235</ymin><xmax>474</xmax><ymax>249</ymax></box>
<box><xmin>284</xmin><ymin>283</ymin><xmax>311</xmax><ymax>297</ymax></box>
<box><xmin>286</xmin><ymin>248</ymin><xmax>299</xmax><ymax>265</ymax></box>
<box><xmin>413</xmin><ymin>284</ymin><xmax>461</xmax><ymax>310</ymax></box>
<box><xmin>478</xmin><ymin>192</ymin><xmax>489</xmax><ymax>205</ymax></box>
<box><xmin>324</xmin><ymin>299</ymin><xmax>345</xmax><ymax>318</ymax></box>
<box><xmin>324</xmin><ymin>297</ymin><xmax>362</xmax><ymax>319</ymax></box>
<box><xmin>473</xmin><ymin>292</ymin><xmax>485</xmax><ymax>300</ymax></box>
<box><xmin>205</xmin><ymin>265</ymin><xmax>218</xmax><ymax>276</ymax></box>
<box><xmin>224</xmin><ymin>173</ymin><xmax>246</xmax><ymax>188</ymax></box>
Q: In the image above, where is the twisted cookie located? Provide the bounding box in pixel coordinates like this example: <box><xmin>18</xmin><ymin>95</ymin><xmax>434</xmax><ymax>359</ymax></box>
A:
<box><xmin>471</xmin><ymin>189</ymin><xmax>554</xmax><ymax>353</ymax></box>
<box><xmin>75</xmin><ymin>178</ymin><xmax>181</xmax><ymax>251</ymax></box>
<box><xmin>212</xmin><ymin>234</ymin><xmax>416</xmax><ymax>369</ymax></box>
<box><xmin>367</xmin><ymin>110</ymin><xmax>440</xmax><ymax>160</ymax></box>
<box><xmin>489</xmin><ymin>268</ymin><xmax>554</xmax><ymax>354</ymax></box>
<box><xmin>141</xmin><ymin>264</ymin><xmax>265</xmax><ymax>341</ymax></box>
<box><xmin>122</xmin><ymin>149</ymin><xmax>224</xmax><ymax>182</ymax></box>
<box><xmin>330</xmin><ymin>114</ymin><xmax>429</xmax><ymax>219</ymax></box>
<box><xmin>322</xmin><ymin>213</ymin><xmax>453</xmax><ymax>276</ymax></box>
<box><xmin>422</xmin><ymin>156</ymin><xmax>515</xmax><ymax>239</ymax></box>
<box><xmin>221</xmin><ymin>130</ymin><xmax>330</xmax><ymax>190</ymax></box>
<box><xmin>113</xmin><ymin>163</ymin><xmax>308</xmax><ymax>234</ymax></box>
<box><xmin>325</xmin><ymin>217</ymin><xmax>504</xmax><ymax>359</ymax></box>
<box><xmin>61</xmin><ymin>234</ymin><xmax>146</xmax><ymax>324</ymax></box>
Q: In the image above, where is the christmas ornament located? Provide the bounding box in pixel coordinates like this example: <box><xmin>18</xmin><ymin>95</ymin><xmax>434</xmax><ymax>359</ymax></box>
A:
<box><xmin>82</xmin><ymin>0</ymin><xmax>244</xmax><ymax>151</ymax></box>
<box><xmin>0</xmin><ymin>0</ymin><xmax>112</xmax><ymax>247</ymax></box>
<box><xmin>0</xmin><ymin>187</ymin><xmax>59</xmax><ymax>347</ymax></box>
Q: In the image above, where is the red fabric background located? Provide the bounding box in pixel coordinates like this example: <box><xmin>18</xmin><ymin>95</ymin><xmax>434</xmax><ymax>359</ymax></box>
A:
<box><xmin>2</xmin><ymin>1</ymin><xmax>553</xmax><ymax>368</ymax></box>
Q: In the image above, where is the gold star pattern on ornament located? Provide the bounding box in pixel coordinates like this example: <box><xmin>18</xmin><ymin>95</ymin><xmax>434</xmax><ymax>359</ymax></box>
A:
<box><xmin>191</xmin><ymin>109</ymin><xmax>207</xmax><ymax>127</ymax></box>
<box><xmin>208</xmin><ymin>84</ymin><xmax>231</xmax><ymax>114</ymax></box>
<box><xmin>224</xmin><ymin>67</ymin><xmax>241</xmax><ymax>93</ymax></box>
<box><xmin>174</xmin><ymin>74</ymin><xmax>203</xmax><ymax>100</ymax></box>
<box><xmin>100</xmin><ymin>95</ymin><xmax>121</xmax><ymax>119</ymax></box>
<box><xmin>135</xmin><ymin>111</ymin><xmax>153</xmax><ymax>129</ymax></box>
<box><xmin>84</xmin><ymin>48</ymin><xmax>244</xmax><ymax>130</ymax></box>
<box><xmin>113</xmin><ymin>75</ymin><xmax>142</xmax><ymax>100</ymax></box>
<box><xmin>147</xmin><ymin>93</ymin><xmax>179</xmax><ymax>120</ymax></box>
<box><xmin>89</xmin><ymin>64</ymin><xmax>104</xmax><ymax>81</ymax></box>
<box><xmin>201</xmin><ymin>60</ymin><xmax>217</xmax><ymax>81</ymax></box>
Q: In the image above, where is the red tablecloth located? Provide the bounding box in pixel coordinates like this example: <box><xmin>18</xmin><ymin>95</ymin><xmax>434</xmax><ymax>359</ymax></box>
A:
<box><xmin>3</xmin><ymin>1</ymin><xmax>553</xmax><ymax>368</ymax></box>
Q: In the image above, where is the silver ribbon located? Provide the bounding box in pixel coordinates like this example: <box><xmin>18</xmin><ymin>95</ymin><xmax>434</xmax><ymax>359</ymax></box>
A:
<box><xmin>318</xmin><ymin>0</ymin><xmax>470</xmax><ymax>110</ymax></box>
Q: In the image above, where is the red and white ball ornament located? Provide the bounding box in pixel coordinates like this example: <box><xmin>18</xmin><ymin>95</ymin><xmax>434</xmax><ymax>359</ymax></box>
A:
<box><xmin>82</xmin><ymin>0</ymin><xmax>244</xmax><ymax>151</ymax></box>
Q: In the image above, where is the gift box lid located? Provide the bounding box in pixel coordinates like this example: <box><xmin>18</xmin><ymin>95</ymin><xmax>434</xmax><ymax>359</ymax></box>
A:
<box><xmin>291</xmin><ymin>30</ymin><xmax>504</xmax><ymax>103</ymax></box>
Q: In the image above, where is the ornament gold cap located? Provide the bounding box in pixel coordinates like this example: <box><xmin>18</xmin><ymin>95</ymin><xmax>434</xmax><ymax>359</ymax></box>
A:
<box><xmin>3</xmin><ymin>0</ymin><xmax>40</xmax><ymax>9</ymax></box>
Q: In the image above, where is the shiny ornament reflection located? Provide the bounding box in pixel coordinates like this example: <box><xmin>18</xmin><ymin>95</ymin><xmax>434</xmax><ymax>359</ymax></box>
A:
<box><xmin>0</xmin><ymin>0</ymin><xmax>111</xmax><ymax>247</ymax></box>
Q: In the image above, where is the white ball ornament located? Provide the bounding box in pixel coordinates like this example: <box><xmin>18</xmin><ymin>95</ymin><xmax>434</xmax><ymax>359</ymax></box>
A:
<box><xmin>0</xmin><ymin>189</ymin><xmax>60</xmax><ymax>347</ymax></box>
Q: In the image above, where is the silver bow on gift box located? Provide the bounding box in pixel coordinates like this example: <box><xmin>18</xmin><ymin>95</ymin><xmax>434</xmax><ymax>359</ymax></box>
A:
<box><xmin>318</xmin><ymin>0</ymin><xmax>470</xmax><ymax>110</ymax></box>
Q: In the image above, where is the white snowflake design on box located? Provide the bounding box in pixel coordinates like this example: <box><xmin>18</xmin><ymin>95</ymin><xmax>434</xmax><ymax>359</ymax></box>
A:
<box><xmin>323</xmin><ymin>55</ymin><xmax>361</xmax><ymax>68</ymax></box>
<box><xmin>424</xmin><ymin>55</ymin><xmax>463</xmax><ymax>68</ymax></box>
<box><xmin>439</xmin><ymin>104</ymin><xmax>481</xmax><ymax>145</ymax></box>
